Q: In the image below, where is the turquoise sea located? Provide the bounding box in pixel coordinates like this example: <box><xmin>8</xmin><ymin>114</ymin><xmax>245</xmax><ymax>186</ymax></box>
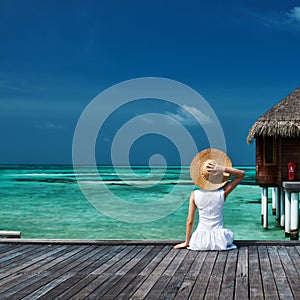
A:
<box><xmin>0</xmin><ymin>165</ymin><xmax>287</xmax><ymax>240</ymax></box>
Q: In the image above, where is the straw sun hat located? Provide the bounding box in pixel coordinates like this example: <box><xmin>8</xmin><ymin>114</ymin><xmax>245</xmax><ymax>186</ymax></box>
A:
<box><xmin>190</xmin><ymin>148</ymin><xmax>232</xmax><ymax>191</ymax></box>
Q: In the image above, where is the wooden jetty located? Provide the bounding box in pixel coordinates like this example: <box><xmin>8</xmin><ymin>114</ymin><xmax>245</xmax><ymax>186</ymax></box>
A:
<box><xmin>0</xmin><ymin>239</ymin><xmax>300</xmax><ymax>299</ymax></box>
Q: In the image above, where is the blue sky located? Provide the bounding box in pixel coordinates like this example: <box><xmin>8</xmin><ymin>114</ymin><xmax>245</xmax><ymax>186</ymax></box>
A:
<box><xmin>1</xmin><ymin>0</ymin><xmax>300</xmax><ymax>165</ymax></box>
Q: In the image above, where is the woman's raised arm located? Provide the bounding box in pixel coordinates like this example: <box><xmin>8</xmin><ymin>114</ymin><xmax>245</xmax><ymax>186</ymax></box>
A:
<box><xmin>223</xmin><ymin>167</ymin><xmax>245</xmax><ymax>199</ymax></box>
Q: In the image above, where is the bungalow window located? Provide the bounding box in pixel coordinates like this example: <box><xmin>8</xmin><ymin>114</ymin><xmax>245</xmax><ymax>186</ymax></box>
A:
<box><xmin>264</xmin><ymin>136</ymin><xmax>277</xmax><ymax>165</ymax></box>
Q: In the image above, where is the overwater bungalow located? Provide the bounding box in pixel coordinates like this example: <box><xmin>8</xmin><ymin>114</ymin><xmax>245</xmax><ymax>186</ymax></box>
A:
<box><xmin>247</xmin><ymin>87</ymin><xmax>300</xmax><ymax>184</ymax></box>
<box><xmin>247</xmin><ymin>87</ymin><xmax>300</xmax><ymax>238</ymax></box>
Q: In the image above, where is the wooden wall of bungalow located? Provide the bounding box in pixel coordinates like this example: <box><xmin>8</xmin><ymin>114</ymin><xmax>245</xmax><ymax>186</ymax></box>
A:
<box><xmin>256</xmin><ymin>136</ymin><xmax>300</xmax><ymax>186</ymax></box>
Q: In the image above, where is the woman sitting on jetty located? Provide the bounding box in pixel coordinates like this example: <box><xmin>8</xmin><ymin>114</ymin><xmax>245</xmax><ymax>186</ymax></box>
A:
<box><xmin>174</xmin><ymin>148</ymin><xmax>245</xmax><ymax>251</ymax></box>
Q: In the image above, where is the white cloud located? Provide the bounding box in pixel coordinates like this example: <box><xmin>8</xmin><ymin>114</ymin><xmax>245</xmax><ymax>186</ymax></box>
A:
<box><xmin>287</xmin><ymin>7</ymin><xmax>300</xmax><ymax>22</ymax></box>
<box><xmin>124</xmin><ymin>105</ymin><xmax>211</xmax><ymax>128</ymax></box>
<box><xmin>183</xmin><ymin>105</ymin><xmax>211</xmax><ymax>123</ymax></box>
<box><xmin>241</xmin><ymin>6</ymin><xmax>300</xmax><ymax>31</ymax></box>
<box><xmin>135</xmin><ymin>114</ymin><xmax>156</xmax><ymax>124</ymax></box>
<box><xmin>167</xmin><ymin>104</ymin><xmax>212</xmax><ymax>126</ymax></box>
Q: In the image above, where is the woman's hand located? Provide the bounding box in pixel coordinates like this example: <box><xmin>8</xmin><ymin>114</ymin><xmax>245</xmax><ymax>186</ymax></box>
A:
<box><xmin>207</xmin><ymin>161</ymin><xmax>225</xmax><ymax>175</ymax></box>
<box><xmin>174</xmin><ymin>242</ymin><xmax>189</xmax><ymax>249</ymax></box>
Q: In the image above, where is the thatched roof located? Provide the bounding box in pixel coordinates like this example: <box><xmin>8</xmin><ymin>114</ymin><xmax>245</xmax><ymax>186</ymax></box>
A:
<box><xmin>247</xmin><ymin>87</ymin><xmax>300</xmax><ymax>143</ymax></box>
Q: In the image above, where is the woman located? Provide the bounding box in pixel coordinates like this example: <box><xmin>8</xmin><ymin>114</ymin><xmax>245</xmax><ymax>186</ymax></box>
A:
<box><xmin>174</xmin><ymin>148</ymin><xmax>245</xmax><ymax>250</ymax></box>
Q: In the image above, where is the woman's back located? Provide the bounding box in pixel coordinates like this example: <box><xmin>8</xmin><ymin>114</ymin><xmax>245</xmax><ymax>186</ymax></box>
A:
<box><xmin>194</xmin><ymin>189</ymin><xmax>225</xmax><ymax>230</ymax></box>
<box><xmin>188</xmin><ymin>189</ymin><xmax>236</xmax><ymax>250</ymax></box>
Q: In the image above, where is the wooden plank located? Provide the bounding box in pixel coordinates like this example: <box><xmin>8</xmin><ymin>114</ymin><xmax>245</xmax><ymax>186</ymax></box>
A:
<box><xmin>136</xmin><ymin>245</ymin><xmax>171</xmax><ymax>277</ymax></box>
<box><xmin>189</xmin><ymin>251</ymin><xmax>218</xmax><ymax>299</ymax></box>
<box><xmin>0</xmin><ymin>246</ymin><xmax>83</xmax><ymax>298</ymax></box>
<box><xmin>101</xmin><ymin>246</ymin><xmax>164</xmax><ymax>299</ymax></box>
<box><xmin>0</xmin><ymin>245</ymin><xmax>68</xmax><ymax>283</ymax></box>
<box><xmin>19</xmin><ymin>245</ymin><xmax>105</xmax><ymax>299</ymax></box>
<box><xmin>10</xmin><ymin>245</ymin><xmax>100</xmax><ymax>299</ymax></box>
<box><xmin>36</xmin><ymin>245</ymin><xmax>112</xmax><ymax>299</ymax></box>
<box><xmin>144</xmin><ymin>248</ymin><xmax>188</xmax><ymax>299</ymax></box>
<box><xmin>0</xmin><ymin>244</ymin><xmax>38</xmax><ymax>266</ymax></box>
<box><xmin>0</xmin><ymin>244</ymin><xmax>23</xmax><ymax>257</ymax></box>
<box><xmin>267</xmin><ymin>245</ymin><xmax>293</xmax><ymax>299</ymax></box>
<box><xmin>267</xmin><ymin>246</ymin><xmax>286</xmax><ymax>277</ymax></box>
<box><xmin>88</xmin><ymin>245</ymin><xmax>155</xmax><ymax>299</ymax></box>
<box><xmin>54</xmin><ymin>245</ymin><xmax>131</xmax><ymax>300</ymax></box>
<box><xmin>248</xmin><ymin>246</ymin><xmax>264</xmax><ymax>299</ymax></box>
<box><xmin>113</xmin><ymin>246</ymin><xmax>168</xmax><ymax>299</ymax></box>
<box><xmin>0</xmin><ymin>246</ymin><xmax>67</xmax><ymax>295</ymax></box>
<box><xmin>174</xmin><ymin>250</ymin><xmax>207</xmax><ymax>299</ymax></box>
<box><xmin>257</xmin><ymin>246</ymin><xmax>279</xmax><ymax>299</ymax></box>
<box><xmin>158</xmin><ymin>249</ymin><xmax>198</xmax><ymax>300</ymax></box>
<box><xmin>182</xmin><ymin>250</ymin><xmax>208</xmax><ymax>281</ymax></box>
<box><xmin>235</xmin><ymin>246</ymin><xmax>249</xmax><ymax>300</ymax></box>
<box><xmin>91</xmin><ymin>245</ymin><xmax>139</xmax><ymax>275</ymax></box>
<box><xmin>21</xmin><ymin>274</ymin><xmax>72</xmax><ymax>300</ymax></box>
<box><xmin>0</xmin><ymin>245</ymin><xmax>91</xmax><ymax>299</ymax></box>
<box><xmin>130</xmin><ymin>246</ymin><xmax>177</xmax><ymax>299</ymax></box>
<box><xmin>71</xmin><ymin>246</ymin><xmax>143</xmax><ymax>300</ymax></box>
<box><xmin>277</xmin><ymin>246</ymin><xmax>300</xmax><ymax>299</ymax></box>
<box><xmin>219</xmin><ymin>249</ymin><xmax>238</xmax><ymax>300</ymax></box>
<box><xmin>23</xmin><ymin>245</ymin><xmax>111</xmax><ymax>300</ymax></box>
<box><xmin>1</xmin><ymin>245</ymin><xmax>52</xmax><ymax>269</ymax></box>
<box><xmin>295</xmin><ymin>245</ymin><xmax>300</xmax><ymax>255</ymax></box>
<box><xmin>285</xmin><ymin>246</ymin><xmax>300</xmax><ymax>277</ymax></box>
<box><xmin>0</xmin><ymin>245</ymin><xmax>70</xmax><ymax>288</ymax></box>
<box><xmin>205</xmin><ymin>251</ymin><xmax>228</xmax><ymax>299</ymax></box>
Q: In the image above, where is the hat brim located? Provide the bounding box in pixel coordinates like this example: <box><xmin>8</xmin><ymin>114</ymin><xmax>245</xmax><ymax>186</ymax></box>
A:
<box><xmin>190</xmin><ymin>148</ymin><xmax>232</xmax><ymax>190</ymax></box>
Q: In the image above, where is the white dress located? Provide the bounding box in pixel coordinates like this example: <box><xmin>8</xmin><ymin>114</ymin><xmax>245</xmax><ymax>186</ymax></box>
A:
<box><xmin>188</xmin><ymin>189</ymin><xmax>237</xmax><ymax>251</ymax></box>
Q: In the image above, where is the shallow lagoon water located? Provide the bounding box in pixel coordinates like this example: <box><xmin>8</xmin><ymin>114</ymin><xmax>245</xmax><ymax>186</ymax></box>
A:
<box><xmin>0</xmin><ymin>165</ymin><xmax>287</xmax><ymax>240</ymax></box>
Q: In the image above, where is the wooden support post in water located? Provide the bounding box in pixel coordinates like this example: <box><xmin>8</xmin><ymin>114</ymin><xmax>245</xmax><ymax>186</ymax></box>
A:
<box><xmin>290</xmin><ymin>192</ymin><xmax>299</xmax><ymax>240</ymax></box>
<box><xmin>262</xmin><ymin>187</ymin><xmax>268</xmax><ymax>229</ymax></box>
<box><xmin>285</xmin><ymin>191</ymin><xmax>291</xmax><ymax>237</ymax></box>
<box><xmin>280</xmin><ymin>188</ymin><xmax>285</xmax><ymax>228</ymax></box>
<box><xmin>272</xmin><ymin>187</ymin><xmax>276</xmax><ymax>216</ymax></box>
<box><xmin>261</xmin><ymin>189</ymin><xmax>264</xmax><ymax>225</ymax></box>
<box><xmin>275</xmin><ymin>187</ymin><xmax>280</xmax><ymax>221</ymax></box>
<box><xmin>283</xmin><ymin>182</ymin><xmax>300</xmax><ymax>240</ymax></box>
